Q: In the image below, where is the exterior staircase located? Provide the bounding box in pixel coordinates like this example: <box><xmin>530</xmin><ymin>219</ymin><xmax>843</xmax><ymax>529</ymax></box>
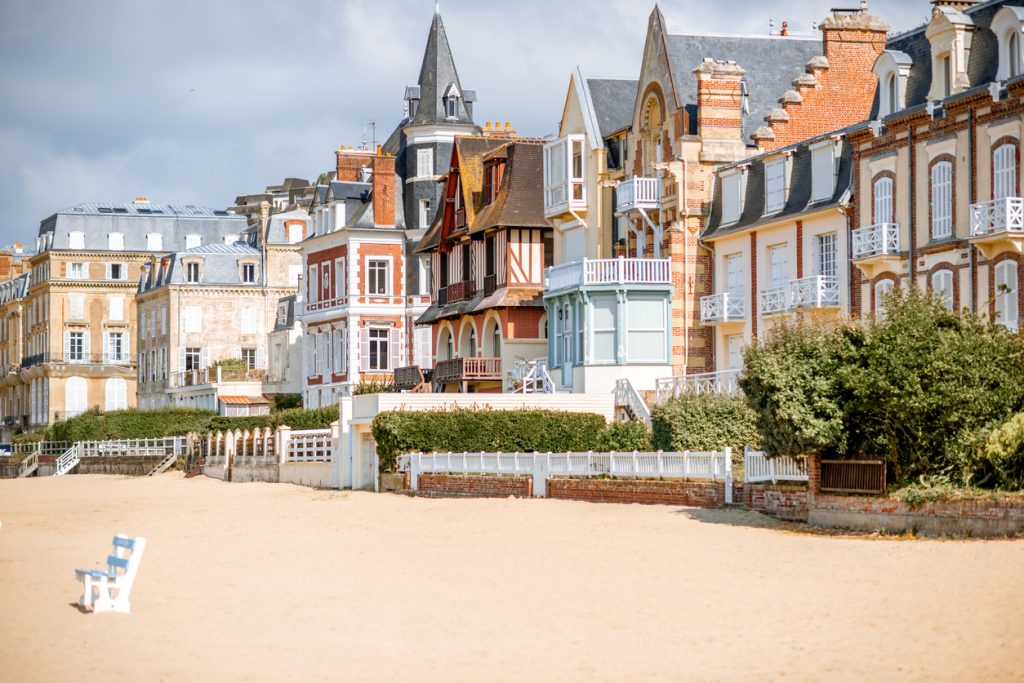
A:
<box><xmin>147</xmin><ymin>452</ymin><xmax>178</xmax><ymax>476</ymax></box>
<box><xmin>185</xmin><ymin>456</ymin><xmax>205</xmax><ymax>479</ymax></box>
<box><xmin>53</xmin><ymin>445</ymin><xmax>81</xmax><ymax>476</ymax></box>
<box><xmin>614</xmin><ymin>379</ymin><xmax>652</xmax><ymax>425</ymax></box>
<box><xmin>17</xmin><ymin>450</ymin><xmax>40</xmax><ymax>478</ymax></box>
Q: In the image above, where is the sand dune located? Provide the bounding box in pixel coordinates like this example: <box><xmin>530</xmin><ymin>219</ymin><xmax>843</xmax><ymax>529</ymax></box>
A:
<box><xmin>1</xmin><ymin>473</ymin><xmax>1022</xmax><ymax>682</ymax></box>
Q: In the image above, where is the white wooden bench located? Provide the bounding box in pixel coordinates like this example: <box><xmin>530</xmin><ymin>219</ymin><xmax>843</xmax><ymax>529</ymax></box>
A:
<box><xmin>74</xmin><ymin>534</ymin><xmax>146</xmax><ymax>613</ymax></box>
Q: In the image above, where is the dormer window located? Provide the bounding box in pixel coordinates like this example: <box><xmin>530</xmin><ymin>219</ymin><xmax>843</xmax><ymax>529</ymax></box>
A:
<box><xmin>721</xmin><ymin>168</ymin><xmax>745</xmax><ymax>225</ymax></box>
<box><xmin>241</xmin><ymin>263</ymin><xmax>258</xmax><ymax>284</ymax></box>
<box><xmin>874</xmin><ymin>50</ymin><xmax>912</xmax><ymax>117</ymax></box>
<box><xmin>764</xmin><ymin>158</ymin><xmax>786</xmax><ymax>214</ymax></box>
<box><xmin>941</xmin><ymin>54</ymin><xmax>952</xmax><ymax>98</ymax></box>
<box><xmin>185</xmin><ymin>262</ymin><xmax>201</xmax><ymax>284</ymax></box>
<box><xmin>811</xmin><ymin>140</ymin><xmax>838</xmax><ymax>202</ymax></box>
<box><xmin>444</xmin><ymin>84</ymin><xmax>461</xmax><ymax>120</ymax></box>
<box><xmin>992</xmin><ymin>7</ymin><xmax>1024</xmax><ymax>81</ymax></box>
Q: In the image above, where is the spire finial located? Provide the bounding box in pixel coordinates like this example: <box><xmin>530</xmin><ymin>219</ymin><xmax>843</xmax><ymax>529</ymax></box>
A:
<box><xmin>435</xmin><ymin>1</ymin><xmax>440</xmax><ymax>15</ymax></box>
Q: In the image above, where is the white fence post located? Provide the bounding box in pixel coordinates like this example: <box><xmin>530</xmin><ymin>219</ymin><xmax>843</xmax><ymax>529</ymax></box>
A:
<box><xmin>409</xmin><ymin>453</ymin><xmax>421</xmax><ymax>490</ymax></box>
<box><xmin>532</xmin><ymin>453</ymin><xmax>548</xmax><ymax>498</ymax></box>
<box><xmin>277</xmin><ymin>426</ymin><xmax>291</xmax><ymax>465</ymax></box>
<box><xmin>724</xmin><ymin>447</ymin><xmax>733</xmax><ymax>504</ymax></box>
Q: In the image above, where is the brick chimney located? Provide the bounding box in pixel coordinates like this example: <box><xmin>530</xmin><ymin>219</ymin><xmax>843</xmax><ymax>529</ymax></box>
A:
<box><xmin>335</xmin><ymin>147</ymin><xmax>373</xmax><ymax>182</ymax></box>
<box><xmin>693</xmin><ymin>59</ymin><xmax>750</xmax><ymax>162</ymax></box>
<box><xmin>819</xmin><ymin>8</ymin><xmax>889</xmax><ymax>74</ymax></box>
<box><xmin>482</xmin><ymin>122</ymin><xmax>517</xmax><ymax>138</ymax></box>
<box><xmin>371</xmin><ymin>146</ymin><xmax>397</xmax><ymax>227</ymax></box>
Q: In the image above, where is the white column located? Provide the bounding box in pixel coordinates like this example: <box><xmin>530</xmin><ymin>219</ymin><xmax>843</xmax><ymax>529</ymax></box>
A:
<box><xmin>338</xmin><ymin>394</ymin><xmax>353</xmax><ymax>490</ymax></box>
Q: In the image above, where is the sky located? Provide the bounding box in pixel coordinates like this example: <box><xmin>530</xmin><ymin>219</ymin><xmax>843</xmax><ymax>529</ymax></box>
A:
<box><xmin>0</xmin><ymin>0</ymin><xmax>927</xmax><ymax>248</ymax></box>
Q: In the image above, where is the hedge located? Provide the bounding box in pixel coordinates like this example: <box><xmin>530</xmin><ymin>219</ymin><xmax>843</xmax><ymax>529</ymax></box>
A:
<box><xmin>651</xmin><ymin>394</ymin><xmax>761</xmax><ymax>459</ymax></box>
<box><xmin>372</xmin><ymin>409</ymin><xmax>612</xmax><ymax>472</ymax></box>
<box><xmin>40</xmin><ymin>406</ymin><xmax>339</xmax><ymax>442</ymax></box>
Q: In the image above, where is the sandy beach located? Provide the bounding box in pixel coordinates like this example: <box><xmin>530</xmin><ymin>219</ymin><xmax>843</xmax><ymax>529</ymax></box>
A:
<box><xmin>1</xmin><ymin>473</ymin><xmax>1022</xmax><ymax>682</ymax></box>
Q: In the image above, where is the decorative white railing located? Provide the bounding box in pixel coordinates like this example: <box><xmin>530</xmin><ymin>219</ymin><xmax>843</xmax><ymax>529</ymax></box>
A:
<box><xmin>852</xmin><ymin>223</ymin><xmax>900</xmax><ymax>259</ymax></box>
<box><xmin>760</xmin><ymin>276</ymin><xmax>840</xmax><ymax>315</ymax></box>
<box><xmin>287</xmin><ymin>429</ymin><xmax>333</xmax><ymax>463</ymax></box>
<box><xmin>790</xmin><ymin>275</ymin><xmax>840</xmax><ymax>309</ymax></box>
<box><xmin>511</xmin><ymin>358</ymin><xmax>555</xmax><ymax>394</ymax></box>
<box><xmin>54</xmin><ymin>444</ymin><xmax>81</xmax><ymax>476</ymax></box>
<box><xmin>700</xmin><ymin>292</ymin><xmax>745</xmax><ymax>323</ymax></box>
<box><xmin>970</xmin><ymin>197</ymin><xmax>1024</xmax><ymax>237</ymax></box>
<box><xmin>743</xmin><ymin>449</ymin><xmax>808</xmax><ymax>484</ymax></box>
<box><xmin>759</xmin><ymin>285</ymin><xmax>788</xmax><ymax>315</ymax></box>
<box><xmin>655</xmin><ymin>370</ymin><xmax>742</xmax><ymax>404</ymax></box>
<box><xmin>616</xmin><ymin>177</ymin><xmax>661</xmax><ymax>213</ymax></box>
<box><xmin>17</xmin><ymin>450</ymin><xmax>40</xmax><ymax>478</ymax></box>
<box><xmin>614</xmin><ymin>378</ymin><xmax>651</xmax><ymax>425</ymax></box>
<box><xmin>401</xmin><ymin>449</ymin><xmax>734</xmax><ymax>500</ymax></box>
<box><xmin>77</xmin><ymin>437</ymin><xmax>184</xmax><ymax>459</ymax></box>
<box><xmin>545</xmin><ymin>257</ymin><xmax>671</xmax><ymax>292</ymax></box>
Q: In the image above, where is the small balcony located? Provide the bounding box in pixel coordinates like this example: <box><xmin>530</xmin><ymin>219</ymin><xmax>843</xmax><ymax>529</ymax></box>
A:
<box><xmin>393</xmin><ymin>365</ymin><xmax>431</xmax><ymax>391</ymax></box>
<box><xmin>543</xmin><ymin>134</ymin><xmax>587</xmax><ymax>219</ymax></box>
<box><xmin>545</xmin><ymin>257</ymin><xmax>672</xmax><ymax>294</ymax></box>
<box><xmin>759</xmin><ymin>276</ymin><xmax>840</xmax><ymax>316</ymax></box>
<box><xmin>655</xmin><ymin>370</ymin><xmax>742</xmax><ymax>404</ymax></box>
<box><xmin>852</xmin><ymin>223</ymin><xmax>900</xmax><ymax>259</ymax></box>
<box><xmin>616</xmin><ymin>177</ymin><xmax>661</xmax><ymax>214</ymax></box>
<box><xmin>19</xmin><ymin>353</ymin><xmax>135</xmax><ymax>369</ymax></box>
<box><xmin>483</xmin><ymin>274</ymin><xmax>499</xmax><ymax>297</ymax></box>
<box><xmin>433</xmin><ymin>357</ymin><xmax>502</xmax><ymax>386</ymax></box>
<box><xmin>970</xmin><ymin>197</ymin><xmax>1024</xmax><ymax>259</ymax></box>
<box><xmin>446</xmin><ymin>280</ymin><xmax>476</xmax><ymax>303</ymax></box>
<box><xmin>700</xmin><ymin>293</ymin><xmax>745</xmax><ymax>324</ymax></box>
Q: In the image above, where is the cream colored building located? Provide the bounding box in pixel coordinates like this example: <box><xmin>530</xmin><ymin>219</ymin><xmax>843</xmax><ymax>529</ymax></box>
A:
<box><xmin>0</xmin><ymin>201</ymin><xmax>247</xmax><ymax>432</ymax></box>
<box><xmin>136</xmin><ymin>207</ymin><xmax>304</xmax><ymax>411</ymax></box>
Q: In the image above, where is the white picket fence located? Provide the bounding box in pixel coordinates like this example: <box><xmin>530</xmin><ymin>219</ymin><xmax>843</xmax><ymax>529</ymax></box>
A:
<box><xmin>77</xmin><ymin>437</ymin><xmax>185</xmax><ymax>460</ymax></box>
<box><xmin>286</xmin><ymin>429</ymin><xmax>333</xmax><ymax>463</ymax></box>
<box><xmin>743</xmin><ymin>448</ymin><xmax>808</xmax><ymax>484</ymax></box>
<box><xmin>401</xmin><ymin>449</ymin><xmax>734</xmax><ymax>500</ymax></box>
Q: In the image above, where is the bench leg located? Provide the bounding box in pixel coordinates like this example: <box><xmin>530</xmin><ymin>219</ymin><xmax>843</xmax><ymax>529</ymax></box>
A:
<box><xmin>78</xmin><ymin>575</ymin><xmax>94</xmax><ymax>610</ymax></box>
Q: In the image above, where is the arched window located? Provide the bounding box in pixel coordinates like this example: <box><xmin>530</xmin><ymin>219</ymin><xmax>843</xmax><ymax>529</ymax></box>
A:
<box><xmin>65</xmin><ymin>376</ymin><xmax>88</xmax><ymax>418</ymax></box>
<box><xmin>931</xmin><ymin>269</ymin><xmax>954</xmax><ymax>310</ymax></box>
<box><xmin>468</xmin><ymin>329</ymin><xmax>477</xmax><ymax>357</ymax></box>
<box><xmin>437</xmin><ymin>327</ymin><xmax>453</xmax><ymax>361</ymax></box>
<box><xmin>874</xmin><ymin>279</ymin><xmax>895</xmax><ymax>319</ymax></box>
<box><xmin>104</xmin><ymin>377</ymin><xmax>127</xmax><ymax>412</ymax></box>
<box><xmin>873</xmin><ymin>177</ymin><xmax>894</xmax><ymax>224</ymax></box>
<box><xmin>886</xmin><ymin>73</ymin><xmax>897</xmax><ymax>116</ymax></box>
<box><xmin>993</xmin><ymin>143</ymin><xmax>1017</xmax><ymax>201</ymax></box>
<box><xmin>995</xmin><ymin>260</ymin><xmax>1019</xmax><ymax>331</ymax></box>
<box><xmin>445</xmin><ymin>93</ymin><xmax>458</xmax><ymax>119</ymax></box>
<box><xmin>931</xmin><ymin>161</ymin><xmax>953</xmax><ymax>239</ymax></box>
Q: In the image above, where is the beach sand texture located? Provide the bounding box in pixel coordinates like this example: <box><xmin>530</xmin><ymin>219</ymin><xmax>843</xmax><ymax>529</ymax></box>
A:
<box><xmin>1</xmin><ymin>473</ymin><xmax>1022</xmax><ymax>682</ymax></box>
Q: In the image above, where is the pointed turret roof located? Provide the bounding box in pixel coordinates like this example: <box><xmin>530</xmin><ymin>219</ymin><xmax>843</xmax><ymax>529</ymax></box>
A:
<box><xmin>405</xmin><ymin>7</ymin><xmax>476</xmax><ymax>127</ymax></box>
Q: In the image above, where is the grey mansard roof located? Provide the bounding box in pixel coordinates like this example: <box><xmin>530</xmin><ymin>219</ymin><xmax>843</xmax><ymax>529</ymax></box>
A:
<box><xmin>703</xmin><ymin>127</ymin><xmax>854</xmax><ymax>240</ymax></box>
<box><xmin>664</xmin><ymin>32</ymin><xmax>822</xmax><ymax>141</ymax></box>
<box><xmin>138</xmin><ymin>242</ymin><xmax>264</xmax><ymax>292</ymax></box>
<box><xmin>39</xmin><ymin>202</ymin><xmax>247</xmax><ymax>253</ymax></box>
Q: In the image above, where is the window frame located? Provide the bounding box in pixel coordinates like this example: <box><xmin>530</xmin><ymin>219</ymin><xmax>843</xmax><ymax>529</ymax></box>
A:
<box><xmin>930</xmin><ymin>159</ymin><xmax>953</xmax><ymax>240</ymax></box>
<box><xmin>763</xmin><ymin>158</ymin><xmax>787</xmax><ymax>214</ymax></box>
<box><xmin>366</xmin><ymin>257</ymin><xmax>392</xmax><ymax>296</ymax></box>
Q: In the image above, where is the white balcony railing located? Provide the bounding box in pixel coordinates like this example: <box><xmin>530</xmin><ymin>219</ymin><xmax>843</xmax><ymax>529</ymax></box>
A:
<box><xmin>852</xmin><ymin>223</ymin><xmax>900</xmax><ymax>259</ymax></box>
<box><xmin>970</xmin><ymin>197</ymin><xmax>1024</xmax><ymax>237</ymax></box>
<box><xmin>700</xmin><ymin>292</ymin><xmax>745</xmax><ymax>324</ymax></box>
<box><xmin>759</xmin><ymin>276</ymin><xmax>840</xmax><ymax>315</ymax></box>
<box><xmin>655</xmin><ymin>370</ymin><xmax>742</xmax><ymax>404</ymax></box>
<box><xmin>759</xmin><ymin>285</ymin><xmax>789</xmax><ymax>316</ymax></box>
<box><xmin>790</xmin><ymin>275</ymin><xmax>840</xmax><ymax>309</ymax></box>
<box><xmin>545</xmin><ymin>257</ymin><xmax>671</xmax><ymax>292</ymax></box>
<box><xmin>616</xmin><ymin>177</ymin><xmax>661</xmax><ymax>213</ymax></box>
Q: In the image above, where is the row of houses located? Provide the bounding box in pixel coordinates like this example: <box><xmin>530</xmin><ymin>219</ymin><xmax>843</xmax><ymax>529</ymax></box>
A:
<box><xmin>1</xmin><ymin>0</ymin><xmax>1022</xmax><ymax>438</ymax></box>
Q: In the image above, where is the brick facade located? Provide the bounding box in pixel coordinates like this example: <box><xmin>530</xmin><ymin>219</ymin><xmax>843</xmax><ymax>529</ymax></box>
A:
<box><xmin>548</xmin><ymin>478</ymin><xmax>726</xmax><ymax>507</ymax></box>
<box><xmin>418</xmin><ymin>473</ymin><xmax>532</xmax><ymax>498</ymax></box>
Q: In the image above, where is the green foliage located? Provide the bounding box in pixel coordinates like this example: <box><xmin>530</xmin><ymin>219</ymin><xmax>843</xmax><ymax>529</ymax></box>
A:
<box><xmin>352</xmin><ymin>381</ymin><xmax>398</xmax><ymax>396</ymax></box>
<box><xmin>977</xmin><ymin>413</ymin><xmax>1024</xmax><ymax>490</ymax></box>
<box><xmin>371</xmin><ymin>409</ymin><xmax>610</xmax><ymax>472</ymax></box>
<box><xmin>205</xmin><ymin>406</ymin><xmax>338</xmax><ymax>434</ymax></box>
<box><xmin>740</xmin><ymin>323</ymin><xmax>853</xmax><ymax>459</ymax></box>
<box><xmin>46</xmin><ymin>408</ymin><xmax>217</xmax><ymax>442</ymax></box>
<box><xmin>595</xmin><ymin>420</ymin><xmax>653</xmax><ymax>452</ymax></box>
<box><xmin>271</xmin><ymin>394</ymin><xmax>303</xmax><ymax>412</ymax></box>
<box><xmin>651</xmin><ymin>394</ymin><xmax>761</xmax><ymax>456</ymax></box>
<box><xmin>740</xmin><ymin>288</ymin><xmax>1024</xmax><ymax>489</ymax></box>
<box><xmin>211</xmin><ymin>357</ymin><xmax>247</xmax><ymax>370</ymax></box>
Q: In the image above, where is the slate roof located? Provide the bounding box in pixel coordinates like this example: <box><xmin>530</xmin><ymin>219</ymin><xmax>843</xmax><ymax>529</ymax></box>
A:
<box><xmin>273</xmin><ymin>295</ymin><xmax>297</xmax><ymax>332</ymax></box>
<box><xmin>883</xmin><ymin>0</ymin><xmax>1012</xmax><ymax>116</ymax></box>
<box><xmin>138</xmin><ymin>242</ymin><xmax>265</xmax><ymax>292</ymax></box>
<box><xmin>0</xmin><ymin>274</ymin><xmax>28</xmax><ymax>305</ymax></box>
<box><xmin>470</xmin><ymin>141</ymin><xmax>549</xmax><ymax>235</ymax></box>
<box><xmin>39</xmin><ymin>203</ymin><xmax>247</xmax><ymax>253</ymax></box>
<box><xmin>405</xmin><ymin>9</ymin><xmax>476</xmax><ymax>127</ymax></box>
<box><xmin>304</xmin><ymin>173</ymin><xmax>406</xmax><ymax>236</ymax></box>
<box><xmin>663</xmin><ymin>32</ymin><xmax>822</xmax><ymax>141</ymax></box>
<box><xmin>703</xmin><ymin>128</ymin><xmax>854</xmax><ymax>240</ymax></box>
<box><xmin>587</xmin><ymin>79</ymin><xmax>639</xmax><ymax>137</ymax></box>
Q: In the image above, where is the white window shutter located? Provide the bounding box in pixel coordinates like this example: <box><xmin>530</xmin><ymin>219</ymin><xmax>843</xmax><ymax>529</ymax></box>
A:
<box><xmin>340</xmin><ymin>328</ymin><xmax>348</xmax><ymax>374</ymax></box>
<box><xmin>359</xmin><ymin>329</ymin><xmax>370</xmax><ymax>372</ymax></box>
<box><xmin>103</xmin><ymin>333</ymin><xmax>110</xmax><ymax>363</ymax></box>
<box><xmin>256</xmin><ymin>347</ymin><xmax>264</xmax><ymax>370</ymax></box>
<box><xmin>82</xmin><ymin>331</ymin><xmax>91</xmax><ymax>359</ymax></box>
<box><xmin>200</xmin><ymin>347</ymin><xmax>209</xmax><ymax>369</ymax></box>
<box><xmin>390</xmin><ymin>328</ymin><xmax>401</xmax><ymax>371</ymax></box>
<box><xmin>64</xmin><ymin>331</ymin><xmax>71</xmax><ymax>360</ymax></box>
<box><xmin>178</xmin><ymin>348</ymin><xmax>185</xmax><ymax>372</ymax></box>
<box><xmin>417</xmin><ymin>327</ymin><xmax>433</xmax><ymax>368</ymax></box>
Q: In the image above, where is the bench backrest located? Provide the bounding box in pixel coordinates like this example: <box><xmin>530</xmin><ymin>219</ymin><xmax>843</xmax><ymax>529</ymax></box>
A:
<box><xmin>106</xmin><ymin>534</ymin><xmax>146</xmax><ymax>584</ymax></box>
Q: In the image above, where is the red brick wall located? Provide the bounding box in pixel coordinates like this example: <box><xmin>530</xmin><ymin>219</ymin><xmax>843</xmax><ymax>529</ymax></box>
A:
<box><xmin>372</xmin><ymin>154</ymin><xmax>397</xmax><ymax>227</ymax></box>
<box><xmin>547</xmin><ymin>478</ymin><xmax>726</xmax><ymax>508</ymax></box>
<box><xmin>418</xmin><ymin>474</ymin><xmax>532</xmax><ymax>498</ymax></box>
<box><xmin>745</xmin><ymin>483</ymin><xmax>809</xmax><ymax>521</ymax></box>
<box><xmin>813</xmin><ymin>492</ymin><xmax>1024</xmax><ymax>522</ymax></box>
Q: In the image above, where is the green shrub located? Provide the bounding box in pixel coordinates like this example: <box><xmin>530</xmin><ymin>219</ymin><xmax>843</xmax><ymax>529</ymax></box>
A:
<box><xmin>204</xmin><ymin>406</ymin><xmax>338</xmax><ymax>434</ymax></box>
<box><xmin>595</xmin><ymin>420</ymin><xmax>652</xmax><ymax>451</ymax></box>
<box><xmin>977</xmin><ymin>413</ymin><xmax>1024</xmax><ymax>490</ymax></box>
<box><xmin>46</xmin><ymin>408</ymin><xmax>217</xmax><ymax>442</ymax></box>
<box><xmin>651</xmin><ymin>394</ymin><xmax>761</xmax><ymax>456</ymax></box>
<box><xmin>271</xmin><ymin>394</ymin><xmax>302</xmax><ymax>412</ymax></box>
<box><xmin>372</xmin><ymin>409</ymin><xmax>609</xmax><ymax>472</ymax></box>
<box><xmin>211</xmin><ymin>357</ymin><xmax>247</xmax><ymax>370</ymax></box>
<box><xmin>352</xmin><ymin>381</ymin><xmax>398</xmax><ymax>395</ymax></box>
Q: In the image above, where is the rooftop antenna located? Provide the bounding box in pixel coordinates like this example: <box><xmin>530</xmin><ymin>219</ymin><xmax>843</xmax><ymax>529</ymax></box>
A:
<box><xmin>361</xmin><ymin>123</ymin><xmax>368</xmax><ymax>151</ymax></box>
<box><xmin>769</xmin><ymin>17</ymin><xmax>775</xmax><ymax>35</ymax></box>
<box><xmin>370</xmin><ymin>121</ymin><xmax>377</xmax><ymax>151</ymax></box>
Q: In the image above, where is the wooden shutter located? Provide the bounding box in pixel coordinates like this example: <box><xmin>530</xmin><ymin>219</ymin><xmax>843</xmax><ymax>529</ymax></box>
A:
<box><xmin>873</xmin><ymin>178</ymin><xmax>893</xmax><ymax>225</ymax></box>
<box><xmin>64</xmin><ymin>331</ymin><xmax>71</xmax><ymax>360</ymax></box>
<box><xmin>102</xmin><ymin>333</ymin><xmax>110</xmax><ymax>364</ymax></box>
<box><xmin>82</xmin><ymin>331</ymin><xmax>91</xmax><ymax>359</ymax></box>
<box><xmin>994</xmin><ymin>144</ymin><xmax>1017</xmax><ymax>201</ymax></box>
<box><xmin>178</xmin><ymin>348</ymin><xmax>185</xmax><ymax>373</ymax></box>
<box><xmin>416</xmin><ymin>327</ymin><xmax>433</xmax><ymax>369</ymax></box>
<box><xmin>931</xmin><ymin>162</ymin><xmax>952</xmax><ymax>238</ymax></box>
<box><xmin>359</xmin><ymin>328</ymin><xmax>370</xmax><ymax>372</ymax></box>
<box><xmin>996</xmin><ymin>261</ymin><xmax>1019</xmax><ymax>330</ymax></box>
<box><xmin>200</xmin><ymin>347</ymin><xmax>209</xmax><ymax>369</ymax></box>
<box><xmin>389</xmin><ymin>328</ymin><xmax>401</xmax><ymax>371</ymax></box>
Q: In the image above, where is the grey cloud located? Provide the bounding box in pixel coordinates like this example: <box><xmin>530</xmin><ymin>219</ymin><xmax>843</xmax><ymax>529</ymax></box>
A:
<box><xmin>0</xmin><ymin>0</ymin><xmax>924</xmax><ymax>247</ymax></box>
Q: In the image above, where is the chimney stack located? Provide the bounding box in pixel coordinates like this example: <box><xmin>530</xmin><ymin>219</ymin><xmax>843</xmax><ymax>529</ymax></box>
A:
<box><xmin>371</xmin><ymin>150</ymin><xmax>397</xmax><ymax>227</ymax></box>
<box><xmin>336</xmin><ymin>146</ymin><xmax>374</xmax><ymax>182</ymax></box>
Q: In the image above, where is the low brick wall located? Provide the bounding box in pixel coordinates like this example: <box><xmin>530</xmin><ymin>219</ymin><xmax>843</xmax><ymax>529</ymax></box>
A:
<box><xmin>745</xmin><ymin>483</ymin><xmax>809</xmax><ymax>521</ymax></box>
<box><xmin>810</xmin><ymin>494</ymin><xmax>1024</xmax><ymax>537</ymax></box>
<box><xmin>417</xmin><ymin>473</ymin><xmax>532</xmax><ymax>498</ymax></box>
<box><xmin>547</xmin><ymin>478</ymin><xmax>726</xmax><ymax>508</ymax></box>
<box><xmin>76</xmin><ymin>457</ymin><xmax>167</xmax><ymax>476</ymax></box>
